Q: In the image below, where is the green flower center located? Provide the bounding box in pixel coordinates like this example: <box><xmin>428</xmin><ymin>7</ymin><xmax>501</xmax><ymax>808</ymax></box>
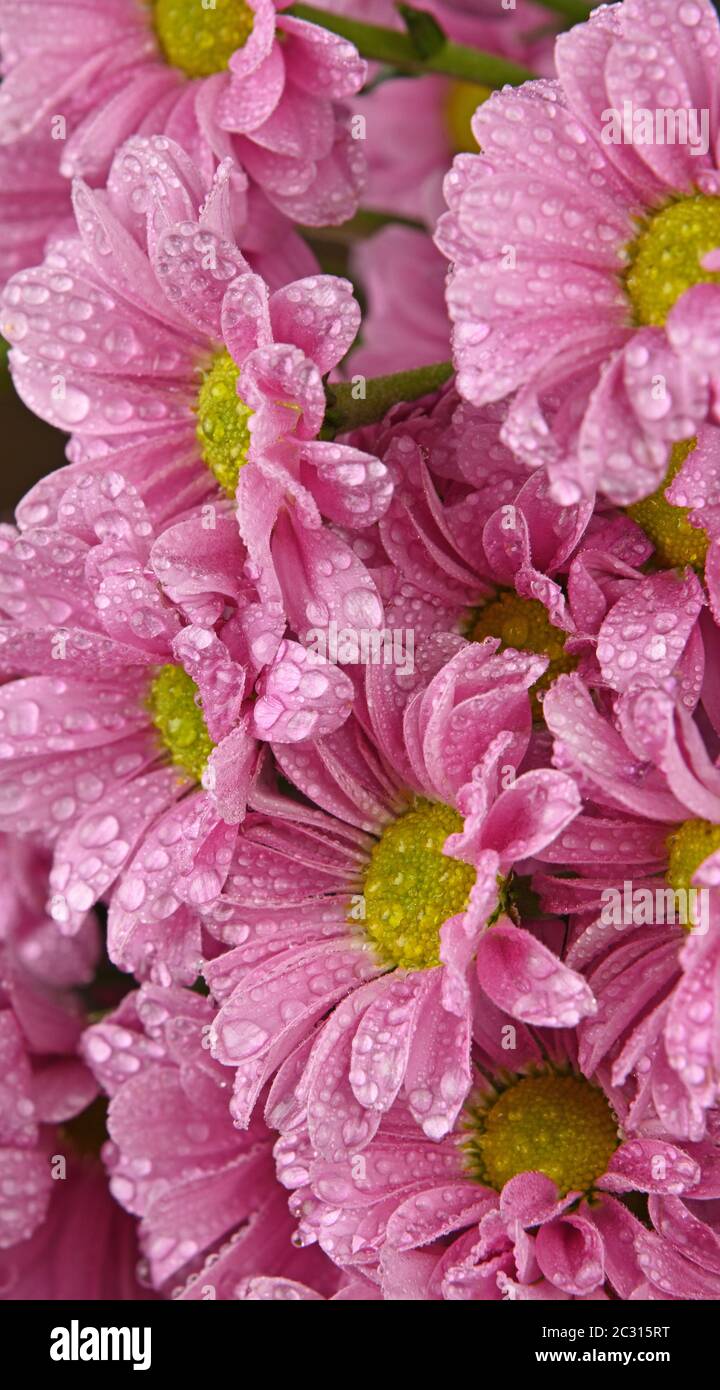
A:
<box><xmin>666</xmin><ymin>818</ymin><xmax>720</xmax><ymax>903</ymax></box>
<box><xmin>444</xmin><ymin>81</ymin><xmax>490</xmax><ymax>154</ymax></box>
<box><xmin>148</xmin><ymin>664</ymin><xmax>215</xmax><ymax>782</ymax></box>
<box><xmin>624</xmin><ymin>195</ymin><xmax>720</xmax><ymax>327</ymax></box>
<box><xmin>359</xmin><ymin>799</ymin><xmax>476</xmax><ymax>971</ymax></box>
<box><xmin>152</xmin><ymin>0</ymin><xmax>255</xmax><ymax>79</ymax></box>
<box><xmin>468</xmin><ymin>591</ymin><xmax>577</xmax><ymax>715</ymax></box>
<box><xmin>627</xmin><ymin>437</ymin><xmax>709</xmax><ymax>571</ymax></box>
<box><xmin>196</xmin><ymin>350</ymin><xmax>253</xmax><ymax>497</ymax></box>
<box><xmin>463</xmin><ymin>1072</ymin><xmax>619</xmax><ymax>1196</ymax></box>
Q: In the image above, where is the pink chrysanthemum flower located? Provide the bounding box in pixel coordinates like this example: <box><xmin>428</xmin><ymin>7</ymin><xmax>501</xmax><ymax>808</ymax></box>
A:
<box><xmin>82</xmin><ymin>983</ymin><xmax>341</xmax><ymax>1300</ymax></box>
<box><xmin>0</xmin><ymin>469</ymin><xmax>355</xmax><ymax>981</ymax></box>
<box><xmin>436</xmin><ymin>0</ymin><xmax>720</xmax><ymax>507</ymax></box>
<box><xmin>347</xmin><ymin>385</ymin><xmax>709</xmax><ymax>721</ymax></box>
<box><xmin>0</xmin><ymin>833</ymin><xmax>100</xmax><ymax>1252</ymax></box>
<box><xmin>0</xmin><ymin>135</ymin><xmax>392</xmax><ymax>641</ymax></box>
<box><xmin>205</xmin><ymin>642</ymin><xmax>592</xmax><ymax>1149</ymax></box>
<box><xmin>273</xmin><ymin>1009</ymin><xmax>720</xmax><ymax>1300</ymax></box>
<box><xmin>535</xmin><ymin>673</ymin><xmax>720</xmax><ymax>1138</ymax></box>
<box><xmin>368</xmin><ymin>387</ymin><xmax>603</xmax><ymax>675</ymax></box>
<box><xmin>0</xmin><ymin>0</ymin><xmax>366</xmax><ymax>228</ymax></box>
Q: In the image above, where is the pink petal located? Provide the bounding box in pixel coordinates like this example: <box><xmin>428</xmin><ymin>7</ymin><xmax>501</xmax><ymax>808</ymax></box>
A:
<box><xmin>535</xmin><ymin>1215</ymin><xmax>605</xmax><ymax>1297</ymax></box>
<box><xmin>270</xmin><ymin>507</ymin><xmax>384</xmax><ymax>640</ymax></box>
<box><xmin>48</xmin><ymin>768</ymin><xmax>180</xmax><ymax>922</ymax></box>
<box><xmin>387</xmin><ymin>1183</ymin><xmax>492</xmax><ymax>1253</ymax></box>
<box><xmin>635</xmin><ymin>1229</ymin><xmax>720</xmax><ymax>1299</ymax></box>
<box><xmin>220</xmin><ymin>270</ymin><xmax>272</xmax><ymax>363</ymax></box>
<box><xmin>0</xmin><ymin>1148</ymin><xmax>52</xmax><ymax>1249</ymax></box>
<box><xmin>599</xmin><ymin>1138</ymin><xmax>699</xmax><ymax>1196</ymax></box>
<box><xmin>270</xmin><ymin>275</ymin><xmax>359</xmax><ymax>374</ymax></box>
<box><xmin>404</xmin><ymin>970</ymin><xmax>473</xmax><ymax>1140</ymax></box>
<box><xmin>477</xmin><ymin>921</ymin><xmax>596</xmax><ymax>1028</ymax></box>
<box><xmin>153</xmin><ymin>220</ymin><xmax>248</xmax><ymax>340</ymax></box>
<box><xmin>499</xmin><ymin>1171</ymin><xmax>574</xmax><ymax>1228</ymax></box>
<box><xmin>253</xmin><ymin>638</ymin><xmax>353</xmax><ymax>743</ymax></box>
<box><xmin>349</xmin><ymin>975</ymin><xmax>420</xmax><ymax>1114</ymax></box>
<box><xmin>211</xmin><ymin>941</ymin><xmax>379</xmax><ymax>1124</ymax></box>
<box><xmin>300</xmin><ymin>440</ymin><xmax>392</xmax><ymax>529</ymax></box>
<box><xmin>478</xmin><ymin>769</ymin><xmax>581</xmax><ymax>870</ymax></box>
<box><xmin>278</xmin><ymin>15</ymin><xmax>367</xmax><ymax>100</ymax></box>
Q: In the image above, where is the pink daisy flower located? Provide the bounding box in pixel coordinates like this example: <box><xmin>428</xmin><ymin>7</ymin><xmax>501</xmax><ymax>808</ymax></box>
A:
<box><xmin>348</xmin><ymin>384</ymin><xmax>696</xmax><ymax>720</ymax></box>
<box><xmin>273</xmin><ymin>1009</ymin><xmax>720</xmax><ymax>1300</ymax></box>
<box><xmin>1</xmin><ymin>131</ymin><xmax>393</xmax><ymax>647</ymax></box>
<box><xmin>205</xmin><ymin>640</ymin><xmax>592</xmax><ymax>1150</ymax></box>
<box><xmin>436</xmin><ymin>0</ymin><xmax>720</xmax><ymax>506</ymax></box>
<box><xmin>0</xmin><ymin>0</ymin><xmax>367</xmax><ymax>227</ymax></box>
<box><xmin>0</xmin><ymin>833</ymin><xmax>100</xmax><ymax>1252</ymax></box>
<box><xmin>1</xmin><ymin>135</ymin><xmax>392</xmax><ymax>643</ymax></box>
<box><xmin>535</xmin><ymin>673</ymin><xmax>720</xmax><ymax>1138</ymax></box>
<box><xmin>82</xmin><ymin>983</ymin><xmax>341</xmax><ymax>1300</ymax></box>
<box><xmin>370</xmin><ymin>386</ymin><xmax>599</xmax><ymax>669</ymax></box>
<box><xmin>0</xmin><ymin>468</ymin><xmax>355</xmax><ymax>982</ymax></box>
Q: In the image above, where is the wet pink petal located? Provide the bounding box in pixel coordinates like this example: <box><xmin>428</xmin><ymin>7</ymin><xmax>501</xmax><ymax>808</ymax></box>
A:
<box><xmin>476</xmin><ymin>769</ymin><xmax>582</xmax><ymax>871</ymax></box>
<box><xmin>301</xmin><ymin>440</ymin><xmax>393</xmax><ymax>530</ymax></box>
<box><xmin>499</xmin><ymin>1172</ymin><xmax>575</xmax><ymax>1228</ymax></box>
<box><xmin>349</xmin><ymin>975</ymin><xmax>420</xmax><ymax>1116</ymax></box>
<box><xmin>387</xmin><ymin>1184</ymin><xmax>493</xmax><ymax>1254</ymax></box>
<box><xmin>211</xmin><ymin>941</ymin><xmax>379</xmax><ymax>1125</ymax></box>
<box><xmin>477</xmin><ymin>921</ymin><xmax>596</xmax><ymax>1029</ymax></box>
<box><xmin>596</xmin><ymin>569</ymin><xmax>705</xmax><ymax>694</ymax></box>
<box><xmin>301</xmin><ymin>981</ymin><xmax>389</xmax><ymax>1160</ymax></box>
<box><xmin>253</xmin><ymin>638</ymin><xmax>353</xmax><ymax>743</ymax></box>
<box><xmin>665</xmin><ymin>930</ymin><xmax>720</xmax><ymax>1112</ymax></box>
<box><xmin>535</xmin><ymin>1214</ymin><xmax>605</xmax><ymax>1297</ymax></box>
<box><xmin>269</xmin><ymin>275</ymin><xmax>359</xmax><ymax>373</ymax></box>
<box><xmin>403</xmin><ymin>970</ymin><xmax>472</xmax><ymax>1141</ymax></box>
<box><xmin>153</xmin><ymin>218</ymin><xmax>248</xmax><ymax>340</ymax></box>
<box><xmin>599</xmin><ymin>1139</ymin><xmax>700</xmax><ymax>1196</ymax></box>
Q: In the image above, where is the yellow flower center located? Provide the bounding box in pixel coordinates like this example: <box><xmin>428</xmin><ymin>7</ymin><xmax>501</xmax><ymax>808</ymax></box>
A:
<box><xmin>444</xmin><ymin>81</ymin><xmax>490</xmax><ymax>154</ymax></box>
<box><xmin>627</xmin><ymin>438</ymin><xmax>709</xmax><ymax>571</ymax></box>
<box><xmin>624</xmin><ymin>194</ymin><xmax>720</xmax><ymax>327</ymax></box>
<box><xmin>359</xmin><ymin>799</ymin><xmax>476</xmax><ymax>971</ymax></box>
<box><xmin>464</xmin><ymin>1072</ymin><xmax>619</xmax><ymax>1196</ymax></box>
<box><xmin>468</xmin><ymin>591</ymin><xmax>577</xmax><ymax>715</ymax></box>
<box><xmin>152</xmin><ymin>0</ymin><xmax>255</xmax><ymax>79</ymax></box>
<box><xmin>666</xmin><ymin>819</ymin><xmax>720</xmax><ymax>905</ymax></box>
<box><xmin>148</xmin><ymin>664</ymin><xmax>215</xmax><ymax>782</ymax></box>
<box><xmin>195</xmin><ymin>350</ymin><xmax>253</xmax><ymax>497</ymax></box>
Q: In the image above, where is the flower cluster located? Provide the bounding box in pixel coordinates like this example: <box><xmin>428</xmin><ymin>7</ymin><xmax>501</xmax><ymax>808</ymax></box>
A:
<box><xmin>1</xmin><ymin>0</ymin><xmax>720</xmax><ymax>1306</ymax></box>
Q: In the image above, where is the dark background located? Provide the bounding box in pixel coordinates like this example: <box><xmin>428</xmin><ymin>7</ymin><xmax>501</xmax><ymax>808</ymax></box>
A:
<box><xmin>1</xmin><ymin>350</ymin><xmax>67</xmax><ymax>518</ymax></box>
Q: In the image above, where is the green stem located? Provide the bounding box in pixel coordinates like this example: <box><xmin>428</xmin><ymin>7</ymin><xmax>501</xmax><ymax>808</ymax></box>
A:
<box><xmin>527</xmin><ymin>0</ymin><xmax>591</xmax><ymax>19</ymax></box>
<box><xmin>284</xmin><ymin>4</ymin><xmax>536</xmax><ymax>86</ymax></box>
<box><xmin>323</xmin><ymin>361</ymin><xmax>454</xmax><ymax>436</ymax></box>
